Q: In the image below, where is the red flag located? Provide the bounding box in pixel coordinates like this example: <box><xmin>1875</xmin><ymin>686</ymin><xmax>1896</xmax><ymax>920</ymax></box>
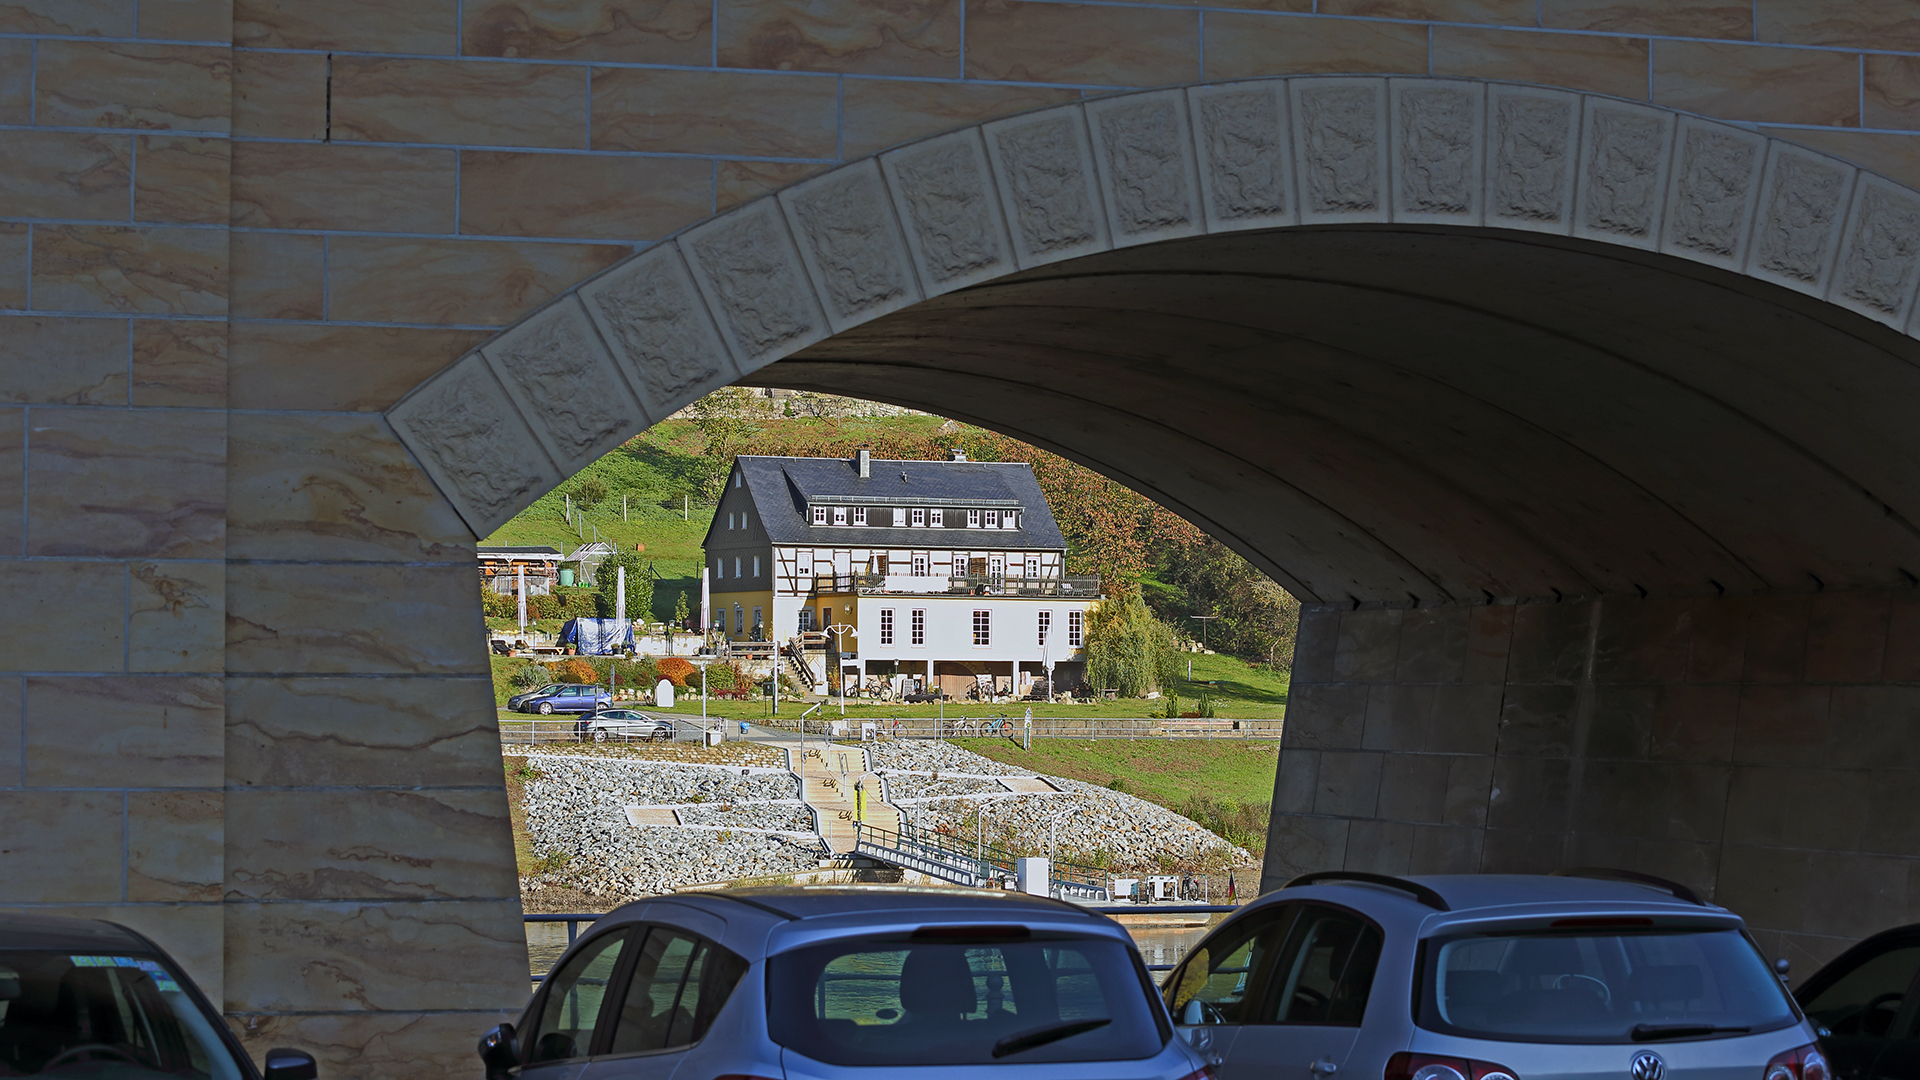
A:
<box><xmin>1227</xmin><ymin>875</ymin><xmax>1237</xmax><ymax>904</ymax></box>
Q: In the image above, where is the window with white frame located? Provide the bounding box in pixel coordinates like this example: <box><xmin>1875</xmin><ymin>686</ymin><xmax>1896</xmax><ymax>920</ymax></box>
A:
<box><xmin>727</xmin><ymin>512</ymin><xmax>734</xmax><ymax>529</ymax></box>
<box><xmin>734</xmin><ymin>472</ymin><xmax>742</xmax><ymax>488</ymax></box>
<box><xmin>713</xmin><ymin>611</ymin><xmax>725</xmax><ymax>631</ymax></box>
<box><xmin>813</xmin><ymin>506</ymin><xmax>827</xmax><ymax>525</ymax></box>
<box><xmin>911</xmin><ymin>508</ymin><xmax>925</xmax><ymax>527</ymax></box>
<box><xmin>715</xmin><ymin>560</ymin><xmax>724</xmax><ymax>580</ymax></box>
<box><xmin>972</xmin><ymin>609</ymin><xmax>991</xmax><ymax>646</ymax></box>
<box><xmin>833</xmin><ymin>506</ymin><xmax>848</xmax><ymax>525</ymax></box>
<box><xmin>930</xmin><ymin>508</ymin><xmax>943</xmax><ymax>526</ymax></box>
<box><xmin>798</xmin><ymin>550</ymin><xmax>813</xmax><ymax>575</ymax></box>
<box><xmin>799</xmin><ymin>608</ymin><xmax>814</xmax><ymax>632</ymax></box>
<box><xmin>752</xmin><ymin>606</ymin><xmax>762</xmax><ymax>633</ymax></box>
<box><xmin>734</xmin><ymin>607</ymin><xmax>743</xmax><ymax>634</ymax></box>
<box><xmin>893</xmin><ymin>508</ymin><xmax>906</xmax><ymax>526</ymax></box>
<box><xmin>879</xmin><ymin>609</ymin><xmax>894</xmax><ymax>645</ymax></box>
<box><xmin>1025</xmin><ymin>555</ymin><xmax>1040</xmax><ymax>577</ymax></box>
<box><xmin>853</xmin><ymin>507</ymin><xmax>867</xmax><ymax>526</ymax></box>
<box><xmin>752</xmin><ymin>556</ymin><xmax>760</xmax><ymax>577</ymax></box>
<box><xmin>911</xmin><ymin>609</ymin><xmax>925</xmax><ymax>646</ymax></box>
<box><xmin>967</xmin><ymin>509</ymin><xmax>981</xmax><ymax>527</ymax></box>
<box><xmin>985</xmin><ymin>509</ymin><xmax>999</xmax><ymax>528</ymax></box>
<box><xmin>1005</xmin><ymin>511</ymin><xmax>1018</xmax><ymax>529</ymax></box>
<box><xmin>1068</xmin><ymin>610</ymin><xmax>1083</xmax><ymax>646</ymax></box>
<box><xmin>1038</xmin><ymin>610</ymin><xmax>1051</xmax><ymax>645</ymax></box>
<box><xmin>734</xmin><ymin>557</ymin><xmax>742</xmax><ymax>578</ymax></box>
<box><xmin>911</xmin><ymin>553</ymin><xmax>928</xmax><ymax>576</ymax></box>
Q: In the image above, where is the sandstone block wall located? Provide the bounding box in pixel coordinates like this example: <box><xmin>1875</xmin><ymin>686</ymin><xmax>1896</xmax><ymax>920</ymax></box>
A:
<box><xmin>1267</xmin><ymin>591</ymin><xmax>1920</xmax><ymax>971</ymax></box>
<box><xmin>7</xmin><ymin>0</ymin><xmax>1920</xmax><ymax>1074</ymax></box>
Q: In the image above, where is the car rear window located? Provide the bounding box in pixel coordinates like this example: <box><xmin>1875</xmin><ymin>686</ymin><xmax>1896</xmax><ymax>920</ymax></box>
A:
<box><xmin>0</xmin><ymin>950</ymin><xmax>242</xmax><ymax>1078</ymax></box>
<box><xmin>1418</xmin><ymin>928</ymin><xmax>1799</xmax><ymax>1045</ymax></box>
<box><xmin>766</xmin><ymin>934</ymin><xmax>1168</xmax><ymax>1066</ymax></box>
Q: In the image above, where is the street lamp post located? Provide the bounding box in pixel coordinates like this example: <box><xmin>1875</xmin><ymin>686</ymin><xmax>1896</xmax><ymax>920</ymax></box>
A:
<box><xmin>824</xmin><ymin>621</ymin><xmax>857</xmax><ymax>720</ymax></box>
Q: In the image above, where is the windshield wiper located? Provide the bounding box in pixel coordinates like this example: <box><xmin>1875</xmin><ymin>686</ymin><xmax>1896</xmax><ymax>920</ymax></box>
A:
<box><xmin>992</xmin><ymin>1018</ymin><xmax>1112</xmax><ymax>1058</ymax></box>
<box><xmin>1631</xmin><ymin>1023</ymin><xmax>1751</xmax><ymax>1042</ymax></box>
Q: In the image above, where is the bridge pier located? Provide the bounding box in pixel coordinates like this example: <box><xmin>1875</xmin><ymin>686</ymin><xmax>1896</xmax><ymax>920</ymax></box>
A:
<box><xmin>1261</xmin><ymin>589</ymin><xmax>1920</xmax><ymax>971</ymax></box>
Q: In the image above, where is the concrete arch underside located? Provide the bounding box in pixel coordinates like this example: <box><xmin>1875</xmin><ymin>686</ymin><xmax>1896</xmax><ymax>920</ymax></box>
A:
<box><xmin>384</xmin><ymin>75</ymin><xmax>1920</xmax><ymax>970</ymax></box>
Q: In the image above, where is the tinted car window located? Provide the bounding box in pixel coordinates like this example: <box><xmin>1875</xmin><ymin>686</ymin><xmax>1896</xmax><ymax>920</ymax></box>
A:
<box><xmin>528</xmin><ymin>930</ymin><xmax>627</xmax><ymax>1063</ymax></box>
<box><xmin>768</xmin><ymin>935</ymin><xmax>1166</xmax><ymax>1066</ymax></box>
<box><xmin>1166</xmin><ymin>907</ymin><xmax>1294</xmax><ymax>1025</ymax></box>
<box><xmin>607</xmin><ymin>927</ymin><xmax>746</xmax><ymax>1055</ymax></box>
<box><xmin>1802</xmin><ymin>943</ymin><xmax>1920</xmax><ymax>1038</ymax></box>
<box><xmin>0</xmin><ymin>951</ymin><xmax>242</xmax><ymax>1079</ymax></box>
<box><xmin>1268</xmin><ymin>907</ymin><xmax>1384</xmax><ymax>1025</ymax></box>
<box><xmin>1418</xmin><ymin>928</ymin><xmax>1799</xmax><ymax>1044</ymax></box>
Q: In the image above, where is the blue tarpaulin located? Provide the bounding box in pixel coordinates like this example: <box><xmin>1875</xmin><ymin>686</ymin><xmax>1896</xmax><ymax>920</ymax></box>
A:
<box><xmin>558</xmin><ymin>618</ymin><xmax>635</xmax><ymax>656</ymax></box>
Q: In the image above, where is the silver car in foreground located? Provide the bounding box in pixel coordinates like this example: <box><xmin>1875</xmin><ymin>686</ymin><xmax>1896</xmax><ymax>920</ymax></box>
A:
<box><xmin>1164</xmin><ymin>869</ymin><xmax>1827</xmax><ymax>1080</ymax></box>
<box><xmin>481</xmin><ymin>886</ymin><xmax>1209</xmax><ymax>1080</ymax></box>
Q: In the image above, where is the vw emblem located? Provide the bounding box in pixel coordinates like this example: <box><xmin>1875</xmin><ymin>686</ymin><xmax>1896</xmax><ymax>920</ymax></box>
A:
<box><xmin>1630</xmin><ymin>1050</ymin><xmax>1666</xmax><ymax>1080</ymax></box>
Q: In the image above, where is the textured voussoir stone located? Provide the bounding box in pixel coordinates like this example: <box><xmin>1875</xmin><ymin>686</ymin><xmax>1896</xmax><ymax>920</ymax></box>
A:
<box><xmin>1830</xmin><ymin>174</ymin><xmax>1920</xmax><ymax>330</ymax></box>
<box><xmin>1485</xmin><ymin>85</ymin><xmax>1579</xmax><ymax>234</ymax></box>
<box><xmin>1575</xmin><ymin>99</ymin><xmax>1675</xmax><ymax>251</ymax></box>
<box><xmin>1085</xmin><ymin>89</ymin><xmax>1202</xmax><ymax>248</ymax></box>
<box><xmin>1746</xmin><ymin>144</ymin><xmax>1856</xmax><ymax>298</ymax></box>
<box><xmin>1188</xmin><ymin>81</ymin><xmax>1295</xmax><ymax>233</ymax></box>
<box><xmin>1660</xmin><ymin>118</ymin><xmax>1766</xmax><ymax>271</ymax></box>
<box><xmin>579</xmin><ymin>243</ymin><xmax>741</xmax><ymax>421</ymax></box>
<box><xmin>679</xmin><ymin>200</ymin><xmax>828</xmax><ymax>373</ymax></box>
<box><xmin>982</xmin><ymin>106</ymin><xmax>1111</xmax><ymax>269</ymax></box>
<box><xmin>880</xmin><ymin>129</ymin><xmax>1015</xmax><ymax>297</ymax></box>
<box><xmin>1291</xmin><ymin>78</ymin><xmax>1389</xmax><ymax>225</ymax></box>
<box><xmin>480</xmin><ymin>297</ymin><xmax>647</xmax><ymax>474</ymax></box>
<box><xmin>1390</xmin><ymin>79</ymin><xmax>1484</xmax><ymax>225</ymax></box>
<box><xmin>779</xmin><ymin>160</ymin><xmax>923</xmax><ymax>334</ymax></box>
<box><xmin>387</xmin><ymin>356</ymin><xmax>562</xmax><ymax>538</ymax></box>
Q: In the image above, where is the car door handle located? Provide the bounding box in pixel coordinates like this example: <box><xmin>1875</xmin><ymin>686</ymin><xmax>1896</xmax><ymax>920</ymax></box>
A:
<box><xmin>1309</xmin><ymin>1058</ymin><xmax>1339</xmax><ymax>1076</ymax></box>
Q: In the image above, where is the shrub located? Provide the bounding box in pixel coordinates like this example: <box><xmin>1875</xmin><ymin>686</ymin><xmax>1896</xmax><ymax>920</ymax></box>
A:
<box><xmin>704</xmin><ymin>661</ymin><xmax>746</xmax><ymax>691</ymax></box>
<box><xmin>574</xmin><ymin>475</ymin><xmax>609</xmax><ymax>507</ymax></box>
<box><xmin>594</xmin><ymin>549</ymin><xmax>653</xmax><ymax>621</ymax></box>
<box><xmin>1198</xmin><ymin>692</ymin><xmax>1217</xmax><ymax>718</ymax></box>
<box><xmin>507</xmin><ymin>662</ymin><xmax>546</xmax><ymax>690</ymax></box>
<box><xmin>1177</xmin><ymin>795</ymin><xmax>1269</xmax><ymax>855</ymax></box>
<box><xmin>552</xmin><ymin>658</ymin><xmax>597</xmax><ymax>684</ymax></box>
<box><xmin>657</xmin><ymin>656</ymin><xmax>697</xmax><ymax>687</ymax></box>
<box><xmin>481</xmin><ymin>589</ymin><xmax>516</xmax><ymax>619</ymax></box>
<box><xmin>1163</xmin><ymin>693</ymin><xmax>1179</xmax><ymax>719</ymax></box>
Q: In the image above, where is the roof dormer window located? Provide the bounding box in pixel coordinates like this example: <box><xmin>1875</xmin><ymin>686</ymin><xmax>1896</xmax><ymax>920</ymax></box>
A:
<box><xmin>853</xmin><ymin>507</ymin><xmax>867</xmax><ymax>526</ymax></box>
<box><xmin>911</xmin><ymin>509</ymin><xmax>925</xmax><ymax>528</ymax></box>
<box><xmin>967</xmin><ymin>509</ymin><xmax>981</xmax><ymax>528</ymax></box>
<box><xmin>929</xmin><ymin>508</ymin><xmax>943</xmax><ymax>527</ymax></box>
<box><xmin>833</xmin><ymin>506</ymin><xmax>847</xmax><ymax>525</ymax></box>
<box><xmin>984</xmin><ymin>509</ymin><xmax>999</xmax><ymax>529</ymax></box>
<box><xmin>893</xmin><ymin>508</ymin><xmax>906</xmax><ymax>526</ymax></box>
<box><xmin>812</xmin><ymin>506</ymin><xmax>827</xmax><ymax>525</ymax></box>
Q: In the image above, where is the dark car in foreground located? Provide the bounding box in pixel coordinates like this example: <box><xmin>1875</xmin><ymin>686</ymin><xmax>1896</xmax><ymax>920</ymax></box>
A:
<box><xmin>480</xmin><ymin>885</ymin><xmax>1208</xmax><ymax>1079</ymax></box>
<box><xmin>0</xmin><ymin>914</ymin><xmax>318</xmax><ymax>1079</ymax></box>
<box><xmin>1795</xmin><ymin>922</ymin><xmax>1920</xmax><ymax>1079</ymax></box>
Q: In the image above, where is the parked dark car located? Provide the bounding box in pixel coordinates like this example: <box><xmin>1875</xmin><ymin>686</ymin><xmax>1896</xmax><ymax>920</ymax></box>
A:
<box><xmin>0</xmin><ymin>913</ymin><xmax>319</xmax><ymax>1079</ymax></box>
<box><xmin>512</xmin><ymin>684</ymin><xmax>611</xmax><ymax>715</ymax></box>
<box><xmin>1797</xmin><ymin>922</ymin><xmax>1920</xmax><ymax>1079</ymax></box>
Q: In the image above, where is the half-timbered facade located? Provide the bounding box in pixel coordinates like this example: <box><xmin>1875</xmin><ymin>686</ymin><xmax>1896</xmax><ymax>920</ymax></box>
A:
<box><xmin>704</xmin><ymin>450</ymin><xmax>1096</xmax><ymax>698</ymax></box>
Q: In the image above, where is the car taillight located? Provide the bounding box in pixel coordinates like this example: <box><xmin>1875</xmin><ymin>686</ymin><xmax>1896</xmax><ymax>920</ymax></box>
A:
<box><xmin>1765</xmin><ymin>1044</ymin><xmax>1830</xmax><ymax>1080</ymax></box>
<box><xmin>1386</xmin><ymin>1052</ymin><xmax>1521</xmax><ymax>1080</ymax></box>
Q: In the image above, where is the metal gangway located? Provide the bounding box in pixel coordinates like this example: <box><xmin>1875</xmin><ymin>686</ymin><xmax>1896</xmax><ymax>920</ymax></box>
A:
<box><xmin>852</xmin><ymin>820</ymin><xmax>1111</xmax><ymax>902</ymax></box>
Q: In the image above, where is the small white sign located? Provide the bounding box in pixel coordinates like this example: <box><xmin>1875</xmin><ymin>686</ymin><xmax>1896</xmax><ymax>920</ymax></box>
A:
<box><xmin>655</xmin><ymin>679</ymin><xmax>675</xmax><ymax>708</ymax></box>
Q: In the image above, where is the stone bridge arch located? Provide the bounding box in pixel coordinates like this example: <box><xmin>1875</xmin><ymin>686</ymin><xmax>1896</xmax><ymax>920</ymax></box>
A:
<box><xmin>378</xmin><ymin>72</ymin><xmax>1920</xmax><ymax>983</ymax></box>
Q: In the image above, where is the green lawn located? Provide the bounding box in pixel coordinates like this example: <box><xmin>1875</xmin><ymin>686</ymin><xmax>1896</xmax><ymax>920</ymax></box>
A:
<box><xmin>953</xmin><ymin>737</ymin><xmax>1279</xmax><ymax>807</ymax></box>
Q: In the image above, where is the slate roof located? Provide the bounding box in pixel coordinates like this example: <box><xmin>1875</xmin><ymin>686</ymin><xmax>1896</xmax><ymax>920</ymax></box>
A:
<box><xmin>726</xmin><ymin>455</ymin><xmax>1068</xmax><ymax>549</ymax></box>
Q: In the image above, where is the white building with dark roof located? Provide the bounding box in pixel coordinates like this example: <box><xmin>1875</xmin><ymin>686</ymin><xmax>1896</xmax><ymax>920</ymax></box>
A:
<box><xmin>704</xmin><ymin>450</ymin><xmax>1097</xmax><ymax>699</ymax></box>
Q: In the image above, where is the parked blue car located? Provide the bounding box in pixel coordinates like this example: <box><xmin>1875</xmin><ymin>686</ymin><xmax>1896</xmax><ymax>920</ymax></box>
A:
<box><xmin>510</xmin><ymin>684</ymin><xmax>611</xmax><ymax>715</ymax></box>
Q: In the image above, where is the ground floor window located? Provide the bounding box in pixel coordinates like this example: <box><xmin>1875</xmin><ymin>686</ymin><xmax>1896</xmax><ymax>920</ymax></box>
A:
<box><xmin>734</xmin><ymin>608</ymin><xmax>744</xmax><ymax>635</ymax></box>
<box><xmin>879</xmin><ymin>609</ymin><xmax>894</xmax><ymax>645</ymax></box>
<box><xmin>1038</xmin><ymin>610</ymin><xmax>1051</xmax><ymax>645</ymax></box>
<box><xmin>911</xmin><ymin>609</ymin><xmax>926</xmax><ymax>646</ymax></box>
<box><xmin>973</xmin><ymin>609</ymin><xmax>991</xmax><ymax>646</ymax></box>
<box><xmin>1068</xmin><ymin>610</ymin><xmax>1083</xmax><ymax>646</ymax></box>
<box><xmin>799</xmin><ymin>608</ymin><xmax>814</xmax><ymax>632</ymax></box>
<box><xmin>753</xmin><ymin>607</ymin><xmax>763</xmax><ymax>637</ymax></box>
<box><xmin>911</xmin><ymin>553</ymin><xmax>928</xmax><ymax>576</ymax></box>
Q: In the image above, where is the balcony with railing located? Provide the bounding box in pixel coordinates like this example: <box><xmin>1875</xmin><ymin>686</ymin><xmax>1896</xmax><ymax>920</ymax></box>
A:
<box><xmin>811</xmin><ymin>572</ymin><xmax>1100</xmax><ymax>598</ymax></box>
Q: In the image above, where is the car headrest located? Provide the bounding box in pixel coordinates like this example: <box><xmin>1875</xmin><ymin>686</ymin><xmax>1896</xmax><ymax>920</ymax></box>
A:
<box><xmin>898</xmin><ymin>949</ymin><xmax>978</xmax><ymax>1017</ymax></box>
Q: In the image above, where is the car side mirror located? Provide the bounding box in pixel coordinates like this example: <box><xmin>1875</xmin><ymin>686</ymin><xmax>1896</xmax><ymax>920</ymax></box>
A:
<box><xmin>261</xmin><ymin>1048</ymin><xmax>318</xmax><ymax>1080</ymax></box>
<box><xmin>479</xmin><ymin>1022</ymin><xmax>520</xmax><ymax>1080</ymax></box>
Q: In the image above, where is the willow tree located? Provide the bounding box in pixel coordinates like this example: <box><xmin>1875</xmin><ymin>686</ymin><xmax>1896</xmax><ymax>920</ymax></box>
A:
<box><xmin>1083</xmin><ymin>589</ymin><xmax>1180</xmax><ymax>698</ymax></box>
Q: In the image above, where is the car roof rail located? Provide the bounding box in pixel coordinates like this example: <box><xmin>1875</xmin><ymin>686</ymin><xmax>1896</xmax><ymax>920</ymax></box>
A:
<box><xmin>1550</xmin><ymin>867</ymin><xmax>1706</xmax><ymax>906</ymax></box>
<box><xmin>1283</xmin><ymin>871</ymin><xmax>1450</xmax><ymax>911</ymax></box>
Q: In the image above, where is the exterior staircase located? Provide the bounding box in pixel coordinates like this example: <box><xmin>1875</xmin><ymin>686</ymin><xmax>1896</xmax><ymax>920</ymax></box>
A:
<box><xmin>794</xmin><ymin>744</ymin><xmax>900</xmax><ymax>854</ymax></box>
